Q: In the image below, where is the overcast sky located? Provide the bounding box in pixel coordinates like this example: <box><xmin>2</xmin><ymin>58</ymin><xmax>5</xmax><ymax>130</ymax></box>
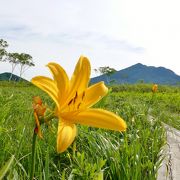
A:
<box><xmin>0</xmin><ymin>0</ymin><xmax>180</xmax><ymax>80</ymax></box>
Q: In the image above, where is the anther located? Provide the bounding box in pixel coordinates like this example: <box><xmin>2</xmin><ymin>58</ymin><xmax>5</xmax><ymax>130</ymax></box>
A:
<box><xmin>82</xmin><ymin>91</ymin><xmax>85</xmax><ymax>100</ymax></box>
<box><xmin>73</xmin><ymin>91</ymin><xmax>78</xmax><ymax>104</ymax></box>
<box><xmin>68</xmin><ymin>99</ymin><xmax>73</xmax><ymax>106</ymax></box>
<box><xmin>77</xmin><ymin>102</ymin><xmax>81</xmax><ymax>109</ymax></box>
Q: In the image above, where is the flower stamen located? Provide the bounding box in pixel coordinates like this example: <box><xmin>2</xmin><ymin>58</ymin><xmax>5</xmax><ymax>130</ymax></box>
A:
<box><xmin>68</xmin><ymin>99</ymin><xmax>73</xmax><ymax>106</ymax></box>
<box><xmin>73</xmin><ymin>91</ymin><xmax>78</xmax><ymax>104</ymax></box>
<box><xmin>77</xmin><ymin>102</ymin><xmax>81</xmax><ymax>109</ymax></box>
<box><xmin>82</xmin><ymin>91</ymin><xmax>85</xmax><ymax>100</ymax></box>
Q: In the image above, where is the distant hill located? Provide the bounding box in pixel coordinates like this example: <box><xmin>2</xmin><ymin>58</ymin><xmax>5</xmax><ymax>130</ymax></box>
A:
<box><xmin>0</xmin><ymin>72</ymin><xmax>26</xmax><ymax>81</ymax></box>
<box><xmin>91</xmin><ymin>63</ymin><xmax>180</xmax><ymax>85</ymax></box>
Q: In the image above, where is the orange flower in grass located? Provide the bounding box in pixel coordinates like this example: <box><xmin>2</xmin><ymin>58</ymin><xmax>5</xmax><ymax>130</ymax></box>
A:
<box><xmin>152</xmin><ymin>84</ymin><xmax>158</xmax><ymax>93</ymax></box>
<box><xmin>31</xmin><ymin>56</ymin><xmax>127</xmax><ymax>153</ymax></box>
<box><xmin>33</xmin><ymin>96</ymin><xmax>46</xmax><ymax>138</ymax></box>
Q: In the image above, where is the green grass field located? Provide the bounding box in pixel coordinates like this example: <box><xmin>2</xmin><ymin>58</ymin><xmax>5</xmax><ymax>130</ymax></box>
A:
<box><xmin>0</xmin><ymin>82</ymin><xmax>179</xmax><ymax>179</ymax></box>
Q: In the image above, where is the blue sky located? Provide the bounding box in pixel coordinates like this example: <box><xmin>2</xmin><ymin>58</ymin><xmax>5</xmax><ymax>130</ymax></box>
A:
<box><xmin>0</xmin><ymin>0</ymin><xmax>180</xmax><ymax>80</ymax></box>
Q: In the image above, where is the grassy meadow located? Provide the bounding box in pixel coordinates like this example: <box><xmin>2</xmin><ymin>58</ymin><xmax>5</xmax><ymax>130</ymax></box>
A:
<box><xmin>0</xmin><ymin>81</ymin><xmax>180</xmax><ymax>179</ymax></box>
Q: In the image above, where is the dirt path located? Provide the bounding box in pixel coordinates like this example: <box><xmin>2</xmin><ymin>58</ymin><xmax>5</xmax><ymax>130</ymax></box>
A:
<box><xmin>157</xmin><ymin>124</ymin><xmax>180</xmax><ymax>180</ymax></box>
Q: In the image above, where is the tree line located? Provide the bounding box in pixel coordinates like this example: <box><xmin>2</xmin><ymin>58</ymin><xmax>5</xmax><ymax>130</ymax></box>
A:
<box><xmin>94</xmin><ymin>66</ymin><xmax>117</xmax><ymax>84</ymax></box>
<box><xmin>0</xmin><ymin>39</ymin><xmax>35</xmax><ymax>80</ymax></box>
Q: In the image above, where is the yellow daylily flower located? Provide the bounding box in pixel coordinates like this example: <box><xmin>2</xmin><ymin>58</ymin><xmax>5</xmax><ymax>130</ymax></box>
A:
<box><xmin>152</xmin><ymin>84</ymin><xmax>158</xmax><ymax>93</ymax></box>
<box><xmin>31</xmin><ymin>56</ymin><xmax>127</xmax><ymax>153</ymax></box>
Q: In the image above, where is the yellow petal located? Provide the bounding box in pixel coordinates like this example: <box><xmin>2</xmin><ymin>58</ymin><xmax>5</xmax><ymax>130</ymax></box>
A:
<box><xmin>47</xmin><ymin>62</ymin><xmax>69</xmax><ymax>104</ymax></box>
<box><xmin>82</xmin><ymin>81</ymin><xmax>108</xmax><ymax>108</ymax></box>
<box><xmin>57</xmin><ymin>120</ymin><xmax>77</xmax><ymax>153</ymax></box>
<box><xmin>67</xmin><ymin>56</ymin><xmax>90</xmax><ymax>102</ymax></box>
<box><xmin>31</xmin><ymin>76</ymin><xmax>59</xmax><ymax>109</ymax></box>
<box><xmin>71</xmin><ymin>109</ymin><xmax>127</xmax><ymax>131</ymax></box>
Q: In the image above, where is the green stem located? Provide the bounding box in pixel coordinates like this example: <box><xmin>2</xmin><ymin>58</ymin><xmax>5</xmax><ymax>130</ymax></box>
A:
<box><xmin>30</xmin><ymin>130</ymin><xmax>37</xmax><ymax>180</ymax></box>
<box><xmin>45</xmin><ymin>131</ymin><xmax>49</xmax><ymax>180</ymax></box>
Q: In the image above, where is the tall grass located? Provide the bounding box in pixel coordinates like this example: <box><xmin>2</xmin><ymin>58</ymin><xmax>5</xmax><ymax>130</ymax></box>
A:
<box><xmin>0</xmin><ymin>82</ymin><xmax>175</xmax><ymax>179</ymax></box>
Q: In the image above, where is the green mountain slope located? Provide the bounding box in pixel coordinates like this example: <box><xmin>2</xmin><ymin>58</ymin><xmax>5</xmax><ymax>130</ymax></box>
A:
<box><xmin>0</xmin><ymin>72</ymin><xmax>26</xmax><ymax>81</ymax></box>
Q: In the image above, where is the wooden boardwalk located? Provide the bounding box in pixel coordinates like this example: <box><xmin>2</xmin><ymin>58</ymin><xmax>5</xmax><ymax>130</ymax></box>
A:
<box><xmin>158</xmin><ymin>124</ymin><xmax>180</xmax><ymax>180</ymax></box>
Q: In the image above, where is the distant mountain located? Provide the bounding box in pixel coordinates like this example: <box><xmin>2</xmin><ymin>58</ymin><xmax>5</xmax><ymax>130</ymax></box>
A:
<box><xmin>91</xmin><ymin>63</ymin><xmax>180</xmax><ymax>85</ymax></box>
<box><xmin>0</xmin><ymin>72</ymin><xmax>26</xmax><ymax>81</ymax></box>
